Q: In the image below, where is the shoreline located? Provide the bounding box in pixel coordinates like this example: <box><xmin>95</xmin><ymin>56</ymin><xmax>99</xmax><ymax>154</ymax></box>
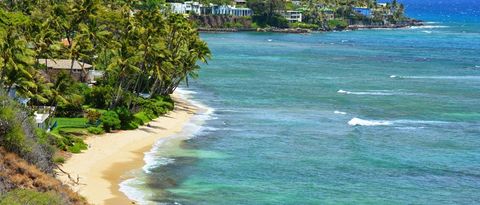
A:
<box><xmin>198</xmin><ymin>21</ymin><xmax>424</xmax><ymax>34</ymax></box>
<box><xmin>57</xmin><ymin>93</ymin><xmax>198</xmax><ymax>205</ymax></box>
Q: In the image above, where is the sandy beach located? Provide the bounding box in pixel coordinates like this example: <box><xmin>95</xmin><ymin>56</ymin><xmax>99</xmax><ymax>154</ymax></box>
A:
<box><xmin>57</xmin><ymin>94</ymin><xmax>197</xmax><ymax>205</ymax></box>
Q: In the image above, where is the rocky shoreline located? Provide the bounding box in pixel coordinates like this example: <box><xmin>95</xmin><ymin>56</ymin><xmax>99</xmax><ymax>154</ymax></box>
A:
<box><xmin>198</xmin><ymin>20</ymin><xmax>424</xmax><ymax>34</ymax></box>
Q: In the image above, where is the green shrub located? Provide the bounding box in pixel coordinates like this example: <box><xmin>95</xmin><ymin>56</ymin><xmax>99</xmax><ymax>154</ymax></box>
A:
<box><xmin>289</xmin><ymin>22</ymin><xmax>319</xmax><ymax>30</ymax></box>
<box><xmin>115</xmin><ymin>107</ymin><xmax>135</xmax><ymax>129</ymax></box>
<box><xmin>86</xmin><ymin>109</ymin><xmax>101</xmax><ymax>125</ymax></box>
<box><xmin>134</xmin><ymin>112</ymin><xmax>151</xmax><ymax>125</ymax></box>
<box><xmin>87</xmin><ymin>126</ymin><xmax>104</xmax><ymax>135</ymax></box>
<box><xmin>67</xmin><ymin>140</ymin><xmax>88</xmax><ymax>153</ymax></box>
<box><xmin>100</xmin><ymin>111</ymin><xmax>121</xmax><ymax>132</ymax></box>
<box><xmin>53</xmin><ymin>156</ymin><xmax>65</xmax><ymax>164</ymax></box>
<box><xmin>123</xmin><ymin>122</ymin><xmax>139</xmax><ymax>130</ymax></box>
<box><xmin>84</xmin><ymin>86</ymin><xmax>114</xmax><ymax>109</ymax></box>
<box><xmin>0</xmin><ymin>189</ymin><xmax>62</xmax><ymax>205</ymax></box>
<box><xmin>55</xmin><ymin>94</ymin><xmax>85</xmax><ymax>117</ymax></box>
<box><xmin>1</xmin><ymin>92</ymin><xmax>56</xmax><ymax>173</ymax></box>
<box><xmin>328</xmin><ymin>19</ymin><xmax>348</xmax><ymax>30</ymax></box>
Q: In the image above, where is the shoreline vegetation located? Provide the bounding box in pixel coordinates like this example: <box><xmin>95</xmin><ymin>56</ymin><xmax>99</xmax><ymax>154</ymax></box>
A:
<box><xmin>57</xmin><ymin>94</ymin><xmax>197</xmax><ymax>204</ymax></box>
<box><xmin>0</xmin><ymin>0</ymin><xmax>209</xmax><ymax>204</ymax></box>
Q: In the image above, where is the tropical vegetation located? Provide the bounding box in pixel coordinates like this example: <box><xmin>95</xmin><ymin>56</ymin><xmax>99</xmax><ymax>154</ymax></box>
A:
<box><xmin>0</xmin><ymin>0</ymin><xmax>209</xmax><ymax>203</ymax></box>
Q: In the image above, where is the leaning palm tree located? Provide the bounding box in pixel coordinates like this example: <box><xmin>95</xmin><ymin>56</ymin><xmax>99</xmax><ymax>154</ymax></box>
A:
<box><xmin>0</xmin><ymin>11</ymin><xmax>37</xmax><ymax>97</ymax></box>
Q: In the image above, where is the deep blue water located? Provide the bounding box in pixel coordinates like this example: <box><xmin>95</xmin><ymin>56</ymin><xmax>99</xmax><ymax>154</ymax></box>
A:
<box><xmin>122</xmin><ymin>2</ymin><xmax>480</xmax><ymax>204</ymax></box>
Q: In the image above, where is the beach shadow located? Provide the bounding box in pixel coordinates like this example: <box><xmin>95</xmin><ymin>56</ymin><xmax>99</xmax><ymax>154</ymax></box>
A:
<box><xmin>148</xmin><ymin>125</ymin><xmax>166</xmax><ymax>130</ymax></box>
<box><xmin>138</xmin><ymin>127</ymin><xmax>156</xmax><ymax>133</ymax></box>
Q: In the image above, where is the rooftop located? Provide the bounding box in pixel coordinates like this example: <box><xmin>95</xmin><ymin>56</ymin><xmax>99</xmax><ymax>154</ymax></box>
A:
<box><xmin>38</xmin><ymin>59</ymin><xmax>93</xmax><ymax>70</ymax></box>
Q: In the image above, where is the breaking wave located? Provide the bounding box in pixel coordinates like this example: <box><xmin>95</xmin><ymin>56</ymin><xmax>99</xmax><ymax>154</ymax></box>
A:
<box><xmin>337</xmin><ymin>89</ymin><xmax>394</xmax><ymax>96</ymax></box>
<box><xmin>348</xmin><ymin>118</ymin><xmax>392</xmax><ymax>126</ymax></box>
<box><xmin>390</xmin><ymin>75</ymin><xmax>480</xmax><ymax>80</ymax></box>
<box><xmin>348</xmin><ymin>118</ymin><xmax>452</xmax><ymax>127</ymax></box>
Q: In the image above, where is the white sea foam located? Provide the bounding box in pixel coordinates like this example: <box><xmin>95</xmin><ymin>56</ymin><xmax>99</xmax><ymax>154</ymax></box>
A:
<box><xmin>337</xmin><ymin>89</ymin><xmax>394</xmax><ymax>96</ymax></box>
<box><xmin>348</xmin><ymin>118</ymin><xmax>452</xmax><ymax>127</ymax></box>
<box><xmin>410</xmin><ymin>25</ymin><xmax>449</xmax><ymax>29</ymax></box>
<box><xmin>348</xmin><ymin>118</ymin><xmax>392</xmax><ymax>126</ymax></box>
<box><xmin>119</xmin><ymin>178</ymin><xmax>150</xmax><ymax>205</ymax></box>
<box><xmin>475</xmin><ymin>65</ymin><xmax>480</xmax><ymax>68</ymax></box>
<box><xmin>422</xmin><ymin>30</ymin><xmax>433</xmax><ymax>34</ymax></box>
<box><xmin>390</xmin><ymin>75</ymin><xmax>398</xmax><ymax>78</ymax></box>
<box><xmin>119</xmin><ymin>87</ymin><xmax>215</xmax><ymax>204</ymax></box>
<box><xmin>397</xmin><ymin>76</ymin><xmax>480</xmax><ymax>80</ymax></box>
<box><xmin>267</xmin><ymin>39</ymin><xmax>273</xmax><ymax>42</ymax></box>
<box><xmin>334</xmin><ymin>111</ymin><xmax>347</xmax><ymax>115</ymax></box>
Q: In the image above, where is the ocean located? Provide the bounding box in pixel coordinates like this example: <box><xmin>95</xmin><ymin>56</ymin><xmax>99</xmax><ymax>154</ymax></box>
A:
<box><xmin>121</xmin><ymin>1</ymin><xmax>480</xmax><ymax>204</ymax></box>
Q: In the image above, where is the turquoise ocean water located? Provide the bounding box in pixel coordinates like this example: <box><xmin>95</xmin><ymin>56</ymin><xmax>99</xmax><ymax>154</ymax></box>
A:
<box><xmin>121</xmin><ymin>1</ymin><xmax>480</xmax><ymax>204</ymax></box>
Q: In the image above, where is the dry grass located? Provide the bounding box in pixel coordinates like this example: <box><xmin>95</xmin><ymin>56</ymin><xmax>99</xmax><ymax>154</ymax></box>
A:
<box><xmin>0</xmin><ymin>148</ymin><xmax>88</xmax><ymax>205</ymax></box>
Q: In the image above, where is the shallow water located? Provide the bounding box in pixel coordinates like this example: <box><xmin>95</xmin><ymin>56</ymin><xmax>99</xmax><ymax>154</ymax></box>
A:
<box><xmin>122</xmin><ymin>2</ymin><xmax>480</xmax><ymax>204</ymax></box>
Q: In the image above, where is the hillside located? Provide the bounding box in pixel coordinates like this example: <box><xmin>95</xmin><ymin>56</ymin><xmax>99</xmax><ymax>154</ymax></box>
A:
<box><xmin>0</xmin><ymin>148</ymin><xmax>86</xmax><ymax>205</ymax></box>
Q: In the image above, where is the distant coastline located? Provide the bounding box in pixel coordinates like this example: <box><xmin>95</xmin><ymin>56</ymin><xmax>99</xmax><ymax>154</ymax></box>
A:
<box><xmin>197</xmin><ymin>19</ymin><xmax>424</xmax><ymax>33</ymax></box>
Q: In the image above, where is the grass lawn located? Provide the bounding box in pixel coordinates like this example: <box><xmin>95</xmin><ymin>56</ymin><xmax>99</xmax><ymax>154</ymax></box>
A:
<box><xmin>52</xmin><ymin>118</ymin><xmax>88</xmax><ymax>129</ymax></box>
<box><xmin>51</xmin><ymin>118</ymin><xmax>89</xmax><ymax>136</ymax></box>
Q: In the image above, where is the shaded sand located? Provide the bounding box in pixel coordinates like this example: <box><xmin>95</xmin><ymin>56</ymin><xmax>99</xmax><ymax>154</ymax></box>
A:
<box><xmin>57</xmin><ymin>94</ymin><xmax>197</xmax><ymax>205</ymax></box>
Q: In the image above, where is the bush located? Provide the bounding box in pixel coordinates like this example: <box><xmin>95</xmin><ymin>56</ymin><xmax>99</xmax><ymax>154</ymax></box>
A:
<box><xmin>84</xmin><ymin>86</ymin><xmax>113</xmax><ymax>109</ymax></box>
<box><xmin>115</xmin><ymin>107</ymin><xmax>135</xmax><ymax>129</ymax></box>
<box><xmin>289</xmin><ymin>22</ymin><xmax>319</xmax><ymax>30</ymax></box>
<box><xmin>328</xmin><ymin>19</ymin><xmax>348</xmax><ymax>30</ymax></box>
<box><xmin>87</xmin><ymin>126</ymin><xmax>104</xmax><ymax>135</ymax></box>
<box><xmin>0</xmin><ymin>92</ymin><xmax>55</xmax><ymax>173</ymax></box>
<box><xmin>252</xmin><ymin>14</ymin><xmax>289</xmax><ymax>28</ymax></box>
<box><xmin>67</xmin><ymin>140</ymin><xmax>88</xmax><ymax>153</ymax></box>
<box><xmin>55</xmin><ymin>101</ymin><xmax>84</xmax><ymax>118</ymax></box>
<box><xmin>0</xmin><ymin>189</ymin><xmax>63</xmax><ymax>205</ymax></box>
<box><xmin>134</xmin><ymin>112</ymin><xmax>151</xmax><ymax>125</ymax></box>
<box><xmin>53</xmin><ymin>156</ymin><xmax>65</xmax><ymax>164</ymax></box>
<box><xmin>123</xmin><ymin>122</ymin><xmax>139</xmax><ymax>130</ymax></box>
<box><xmin>85</xmin><ymin>109</ymin><xmax>101</xmax><ymax>125</ymax></box>
<box><xmin>100</xmin><ymin>111</ymin><xmax>121</xmax><ymax>132</ymax></box>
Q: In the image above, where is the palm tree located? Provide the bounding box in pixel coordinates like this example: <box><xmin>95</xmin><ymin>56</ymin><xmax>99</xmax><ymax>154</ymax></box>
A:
<box><xmin>0</xmin><ymin>11</ymin><xmax>36</xmax><ymax>97</ymax></box>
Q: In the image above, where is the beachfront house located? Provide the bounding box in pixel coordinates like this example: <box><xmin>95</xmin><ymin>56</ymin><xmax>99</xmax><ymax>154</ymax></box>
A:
<box><xmin>39</xmin><ymin>59</ymin><xmax>95</xmax><ymax>83</ymax></box>
<box><xmin>169</xmin><ymin>1</ymin><xmax>202</xmax><ymax>15</ymax></box>
<box><xmin>353</xmin><ymin>7</ymin><xmax>372</xmax><ymax>17</ymax></box>
<box><xmin>211</xmin><ymin>5</ymin><xmax>253</xmax><ymax>16</ymax></box>
<box><xmin>185</xmin><ymin>1</ymin><xmax>202</xmax><ymax>14</ymax></box>
<box><xmin>170</xmin><ymin>2</ymin><xmax>187</xmax><ymax>14</ymax></box>
<box><xmin>169</xmin><ymin>2</ymin><xmax>253</xmax><ymax>17</ymax></box>
<box><xmin>282</xmin><ymin>10</ymin><xmax>303</xmax><ymax>23</ymax></box>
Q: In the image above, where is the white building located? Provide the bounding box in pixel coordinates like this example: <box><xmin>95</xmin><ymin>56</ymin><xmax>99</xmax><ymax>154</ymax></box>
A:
<box><xmin>34</xmin><ymin>112</ymin><xmax>50</xmax><ymax>129</ymax></box>
<box><xmin>185</xmin><ymin>1</ymin><xmax>202</xmax><ymax>14</ymax></box>
<box><xmin>282</xmin><ymin>10</ymin><xmax>302</xmax><ymax>23</ymax></box>
<box><xmin>212</xmin><ymin>5</ymin><xmax>253</xmax><ymax>16</ymax></box>
<box><xmin>169</xmin><ymin>2</ymin><xmax>253</xmax><ymax>17</ymax></box>
<box><xmin>170</xmin><ymin>2</ymin><xmax>187</xmax><ymax>14</ymax></box>
<box><xmin>169</xmin><ymin>1</ymin><xmax>201</xmax><ymax>15</ymax></box>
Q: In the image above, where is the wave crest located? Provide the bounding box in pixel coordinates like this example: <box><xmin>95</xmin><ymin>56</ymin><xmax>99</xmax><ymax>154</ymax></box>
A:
<box><xmin>348</xmin><ymin>118</ymin><xmax>392</xmax><ymax>126</ymax></box>
<box><xmin>337</xmin><ymin>89</ymin><xmax>394</xmax><ymax>96</ymax></box>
